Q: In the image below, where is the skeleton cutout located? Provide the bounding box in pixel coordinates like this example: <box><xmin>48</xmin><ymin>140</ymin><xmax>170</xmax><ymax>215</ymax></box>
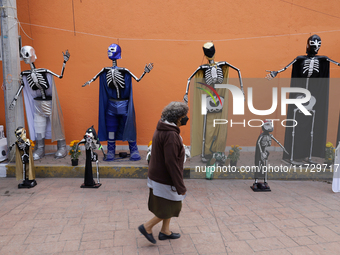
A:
<box><xmin>9</xmin><ymin>46</ymin><xmax>70</xmax><ymax>161</ymax></box>
<box><xmin>184</xmin><ymin>42</ymin><xmax>244</xmax><ymax>161</ymax></box>
<box><xmin>251</xmin><ymin>120</ymin><xmax>288</xmax><ymax>192</ymax></box>
<box><xmin>266</xmin><ymin>35</ymin><xmax>340</xmax><ymax>165</ymax></box>
<box><xmin>82</xmin><ymin>44</ymin><xmax>153</xmax><ymax>161</ymax></box>
<box><xmin>8</xmin><ymin>127</ymin><xmax>37</xmax><ymax>188</ymax></box>
<box><xmin>76</xmin><ymin>126</ymin><xmax>105</xmax><ymax>188</ymax></box>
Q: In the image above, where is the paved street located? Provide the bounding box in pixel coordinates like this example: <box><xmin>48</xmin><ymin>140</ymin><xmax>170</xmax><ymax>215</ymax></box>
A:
<box><xmin>0</xmin><ymin>178</ymin><xmax>340</xmax><ymax>254</ymax></box>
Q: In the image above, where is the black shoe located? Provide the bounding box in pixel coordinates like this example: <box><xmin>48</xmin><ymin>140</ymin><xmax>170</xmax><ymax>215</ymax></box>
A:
<box><xmin>138</xmin><ymin>224</ymin><xmax>156</xmax><ymax>244</ymax></box>
<box><xmin>158</xmin><ymin>232</ymin><xmax>181</xmax><ymax>240</ymax></box>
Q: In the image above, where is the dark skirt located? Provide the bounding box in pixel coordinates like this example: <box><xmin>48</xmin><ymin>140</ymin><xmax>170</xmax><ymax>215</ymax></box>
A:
<box><xmin>148</xmin><ymin>188</ymin><xmax>182</xmax><ymax>219</ymax></box>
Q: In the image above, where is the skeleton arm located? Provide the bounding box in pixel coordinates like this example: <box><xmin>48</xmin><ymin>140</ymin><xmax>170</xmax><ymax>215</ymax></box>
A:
<box><xmin>82</xmin><ymin>68</ymin><xmax>106</xmax><ymax>87</ymax></box>
<box><xmin>184</xmin><ymin>66</ymin><xmax>204</xmax><ymax>103</ymax></box>
<box><xmin>266</xmin><ymin>58</ymin><xmax>297</xmax><ymax>80</ymax></box>
<box><xmin>9</xmin><ymin>74</ymin><xmax>24</xmax><ymax>110</ymax></box>
<box><xmin>269</xmin><ymin>134</ymin><xmax>289</xmax><ymax>155</ymax></box>
<box><xmin>327</xmin><ymin>57</ymin><xmax>340</xmax><ymax>66</ymax></box>
<box><xmin>257</xmin><ymin>136</ymin><xmax>268</xmax><ymax>161</ymax></box>
<box><xmin>75</xmin><ymin>139</ymin><xmax>86</xmax><ymax>153</ymax></box>
<box><xmin>46</xmin><ymin>50</ymin><xmax>70</xmax><ymax>79</ymax></box>
<box><xmin>125</xmin><ymin>63</ymin><xmax>154</xmax><ymax>82</ymax></box>
<box><xmin>219</xmin><ymin>61</ymin><xmax>245</xmax><ymax>98</ymax></box>
<box><xmin>8</xmin><ymin>142</ymin><xmax>16</xmax><ymax>151</ymax></box>
<box><xmin>95</xmin><ymin>139</ymin><xmax>106</xmax><ymax>160</ymax></box>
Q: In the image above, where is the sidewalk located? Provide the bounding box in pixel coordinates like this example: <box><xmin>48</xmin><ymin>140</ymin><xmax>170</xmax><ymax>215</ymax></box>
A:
<box><xmin>0</xmin><ymin>178</ymin><xmax>340</xmax><ymax>254</ymax></box>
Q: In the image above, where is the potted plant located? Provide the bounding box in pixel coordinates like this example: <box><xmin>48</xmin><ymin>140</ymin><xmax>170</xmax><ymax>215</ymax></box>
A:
<box><xmin>325</xmin><ymin>142</ymin><xmax>335</xmax><ymax>167</ymax></box>
<box><xmin>69</xmin><ymin>140</ymin><xmax>81</xmax><ymax>166</ymax></box>
<box><xmin>227</xmin><ymin>145</ymin><xmax>242</xmax><ymax>166</ymax></box>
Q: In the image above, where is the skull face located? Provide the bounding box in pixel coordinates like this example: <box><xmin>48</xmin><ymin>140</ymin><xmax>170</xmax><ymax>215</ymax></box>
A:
<box><xmin>306</xmin><ymin>35</ymin><xmax>321</xmax><ymax>55</ymax></box>
<box><xmin>21</xmin><ymin>46</ymin><xmax>37</xmax><ymax>64</ymax></box>
<box><xmin>85</xmin><ymin>133</ymin><xmax>94</xmax><ymax>144</ymax></box>
<box><xmin>262</xmin><ymin>120</ymin><xmax>273</xmax><ymax>133</ymax></box>
<box><xmin>15</xmin><ymin>127</ymin><xmax>27</xmax><ymax>141</ymax></box>
<box><xmin>203</xmin><ymin>42</ymin><xmax>215</xmax><ymax>60</ymax></box>
<box><xmin>108</xmin><ymin>44</ymin><xmax>121</xmax><ymax>60</ymax></box>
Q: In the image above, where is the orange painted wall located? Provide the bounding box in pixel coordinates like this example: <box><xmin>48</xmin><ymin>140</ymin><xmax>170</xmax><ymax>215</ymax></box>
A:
<box><xmin>1</xmin><ymin>0</ymin><xmax>340</xmax><ymax>147</ymax></box>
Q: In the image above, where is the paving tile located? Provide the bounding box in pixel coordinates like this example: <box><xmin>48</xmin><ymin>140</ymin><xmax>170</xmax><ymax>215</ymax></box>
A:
<box><xmin>63</xmin><ymin>240</ymin><xmax>80</xmax><ymax>252</ymax></box>
<box><xmin>286</xmin><ymin>246</ymin><xmax>316</xmax><ymax>255</ymax></box>
<box><xmin>308</xmin><ymin>225</ymin><xmax>340</xmax><ymax>242</ymax></box>
<box><xmin>225</xmin><ymin>240</ymin><xmax>254</xmax><ymax>254</ymax></box>
<box><xmin>246</xmin><ymin>237</ymin><xmax>286</xmax><ymax>251</ymax></box>
<box><xmin>79</xmin><ymin>240</ymin><xmax>100</xmax><ymax>250</ymax></box>
<box><xmin>170</xmin><ymin>234</ymin><xmax>197</xmax><ymax>254</ymax></box>
<box><xmin>114</xmin><ymin>229</ymin><xmax>136</xmax><ymax>246</ymax></box>
<box><xmin>25</xmin><ymin>241</ymin><xmax>65</xmax><ymax>254</ymax></box>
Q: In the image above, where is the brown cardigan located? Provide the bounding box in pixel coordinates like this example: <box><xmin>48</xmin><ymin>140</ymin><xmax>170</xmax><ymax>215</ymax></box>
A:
<box><xmin>148</xmin><ymin>120</ymin><xmax>187</xmax><ymax>195</ymax></box>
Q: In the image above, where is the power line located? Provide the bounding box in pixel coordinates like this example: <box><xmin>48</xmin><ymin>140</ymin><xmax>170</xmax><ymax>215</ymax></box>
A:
<box><xmin>19</xmin><ymin>22</ymin><xmax>340</xmax><ymax>43</ymax></box>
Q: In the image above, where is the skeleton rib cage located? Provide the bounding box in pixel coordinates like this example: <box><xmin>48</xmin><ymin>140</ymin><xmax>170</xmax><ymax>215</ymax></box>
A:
<box><xmin>23</xmin><ymin>69</ymin><xmax>49</xmax><ymax>91</ymax></box>
<box><xmin>204</xmin><ymin>65</ymin><xmax>224</xmax><ymax>85</ymax></box>
<box><xmin>303</xmin><ymin>57</ymin><xmax>320</xmax><ymax>77</ymax></box>
<box><xmin>106</xmin><ymin>68</ymin><xmax>125</xmax><ymax>98</ymax></box>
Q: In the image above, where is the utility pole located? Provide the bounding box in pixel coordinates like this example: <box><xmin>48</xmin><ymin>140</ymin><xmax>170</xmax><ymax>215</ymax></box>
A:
<box><xmin>1</xmin><ymin>0</ymin><xmax>24</xmax><ymax>160</ymax></box>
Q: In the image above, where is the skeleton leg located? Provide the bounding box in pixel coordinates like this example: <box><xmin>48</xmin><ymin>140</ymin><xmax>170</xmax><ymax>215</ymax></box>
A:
<box><xmin>289</xmin><ymin>108</ymin><xmax>301</xmax><ymax>164</ymax></box>
<box><xmin>55</xmin><ymin>139</ymin><xmax>67</xmax><ymax>159</ymax></box>
<box><xmin>264</xmin><ymin>160</ymin><xmax>268</xmax><ymax>183</ymax></box>
<box><xmin>307</xmin><ymin>110</ymin><xmax>316</xmax><ymax>162</ymax></box>
<box><xmin>202</xmin><ymin>114</ymin><xmax>208</xmax><ymax>162</ymax></box>
<box><xmin>33</xmin><ymin>133</ymin><xmax>45</xmax><ymax>160</ymax></box>
<box><xmin>22</xmin><ymin>162</ymin><xmax>26</xmax><ymax>181</ymax></box>
<box><xmin>129</xmin><ymin>141</ymin><xmax>141</xmax><ymax>161</ymax></box>
<box><xmin>96</xmin><ymin>160</ymin><xmax>100</xmax><ymax>184</ymax></box>
<box><xmin>106</xmin><ymin>132</ymin><xmax>116</xmax><ymax>161</ymax></box>
<box><xmin>33</xmin><ymin>108</ymin><xmax>47</xmax><ymax>160</ymax></box>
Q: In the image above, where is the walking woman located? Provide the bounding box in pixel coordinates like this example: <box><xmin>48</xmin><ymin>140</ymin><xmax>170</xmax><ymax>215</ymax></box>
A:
<box><xmin>138</xmin><ymin>101</ymin><xmax>189</xmax><ymax>244</ymax></box>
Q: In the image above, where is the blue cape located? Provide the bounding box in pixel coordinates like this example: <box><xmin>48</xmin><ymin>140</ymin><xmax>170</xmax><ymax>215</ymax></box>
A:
<box><xmin>98</xmin><ymin>69</ymin><xmax>136</xmax><ymax>141</ymax></box>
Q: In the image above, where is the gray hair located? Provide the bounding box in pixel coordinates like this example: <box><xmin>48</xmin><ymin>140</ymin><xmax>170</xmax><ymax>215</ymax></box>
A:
<box><xmin>161</xmin><ymin>101</ymin><xmax>189</xmax><ymax>123</ymax></box>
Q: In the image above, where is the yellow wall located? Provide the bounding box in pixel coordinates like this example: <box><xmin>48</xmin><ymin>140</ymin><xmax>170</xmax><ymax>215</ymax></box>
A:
<box><xmin>1</xmin><ymin>0</ymin><xmax>340</xmax><ymax>147</ymax></box>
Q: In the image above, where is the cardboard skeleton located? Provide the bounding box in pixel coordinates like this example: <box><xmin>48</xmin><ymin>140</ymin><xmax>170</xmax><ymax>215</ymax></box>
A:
<box><xmin>184</xmin><ymin>42</ymin><xmax>244</xmax><ymax>162</ymax></box>
<box><xmin>9</xmin><ymin>127</ymin><xmax>37</xmax><ymax>188</ymax></box>
<box><xmin>82</xmin><ymin>44</ymin><xmax>153</xmax><ymax>161</ymax></box>
<box><xmin>251</xmin><ymin>120</ymin><xmax>288</xmax><ymax>192</ymax></box>
<box><xmin>9</xmin><ymin>46</ymin><xmax>70</xmax><ymax>160</ymax></box>
<box><xmin>266</xmin><ymin>35</ymin><xmax>340</xmax><ymax>165</ymax></box>
<box><xmin>75</xmin><ymin>126</ymin><xmax>106</xmax><ymax>188</ymax></box>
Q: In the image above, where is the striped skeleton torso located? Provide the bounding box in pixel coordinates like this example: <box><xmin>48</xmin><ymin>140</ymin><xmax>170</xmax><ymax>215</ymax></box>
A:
<box><xmin>106</xmin><ymin>68</ymin><xmax>126</xmax><ymax>99</ymax></box>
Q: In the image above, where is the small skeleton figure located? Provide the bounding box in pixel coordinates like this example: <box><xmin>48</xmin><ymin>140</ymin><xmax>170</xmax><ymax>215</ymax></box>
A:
<box><xmin>82</xmin><ymin>44</ymin><xmax>153</xmax><ymax>161</ymax></box>
<box><xmin>251</xmin><ymin>120</ymin><xmax>288</xmax><ymax>192</ymax></box>
<box><xmin>266</xmin><ymin>35</ymin><xmax>340</xmax><ymax>165</ymax></box>
<box><xmin>9</xmin><ymin>46</ymin><xmax>70</xmax><ymax>160</ymax></box>
<box><xmin>75</xmin><ymin>126</ymin><xmax>106</xmax><ymax>188</ymax></box>
<box><xmin>183</xmin><ymin>42</ymin><xmax>244</xmax><ymax>162</ymax></box>
<box><xmin>9</xmin><ymin>127</ymin><xmax>37</xmax><ymax>188</ymax></box>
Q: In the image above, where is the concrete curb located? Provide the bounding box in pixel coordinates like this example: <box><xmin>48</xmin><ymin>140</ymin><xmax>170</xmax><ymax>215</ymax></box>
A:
<box><xmin>5</xmin><ymin>164</ymin><xmax>333</xmax><ymax>180</ymax></box>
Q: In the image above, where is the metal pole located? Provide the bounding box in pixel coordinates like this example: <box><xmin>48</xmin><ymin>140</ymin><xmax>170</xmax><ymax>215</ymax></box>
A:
<box><xmin>1</xmin><ymin>0</ymin><xmax>24</xmax><ymax>160</ymax></box>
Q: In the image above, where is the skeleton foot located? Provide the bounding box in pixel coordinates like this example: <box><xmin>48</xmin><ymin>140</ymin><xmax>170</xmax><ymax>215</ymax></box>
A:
<box><xmin>129</xmin><ymin>141</ymin><xmax>141</xmax><ymax>161</ymax></box>
<box><xmin>55</xmin><ymin>139</ymin><xmax>67</xmax><ymax>159</ymax></box>
<box><xmin>33</xmin><ymin>137</ymin><xmax>45</xmax><ymax>160</ymax></box>
<box><xmin>105</xmin><ymin>139</ymin><xmax>115</xmax><ymax>161</ymax></box>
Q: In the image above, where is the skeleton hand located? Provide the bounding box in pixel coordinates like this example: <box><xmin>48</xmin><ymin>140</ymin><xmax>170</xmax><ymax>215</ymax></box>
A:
<box><xmin>9</xmin><ymin>99</ymin><xmax>17</xmax><ymax>110</ymax></box>
<box><xmin>63</xmin><ymin>50</ymin><xmax>70</xmax><ymax>62</ymax></box>
<box><xmin>265</xmin><ymin>70</ymin><xmax>278</xmax><ymax>80</ymax></box>
<box><xmin>144</xmin><ymin>63</ymin><xmax>153</xmax><ymax>73</ymax></box>
<box><xmin>183</xmin><ymin>93</ymin><xmax>188</xmax><ymax>104</ymax></box>
<box><xmin>82</xmin><ymin>81</ymin><xmax>91</xmax><ymax>87</ymax></box>
<box><xmin>261</xmin><ymin>152</ymin><xmax>269</xmax><ymax>161</ymax></box>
